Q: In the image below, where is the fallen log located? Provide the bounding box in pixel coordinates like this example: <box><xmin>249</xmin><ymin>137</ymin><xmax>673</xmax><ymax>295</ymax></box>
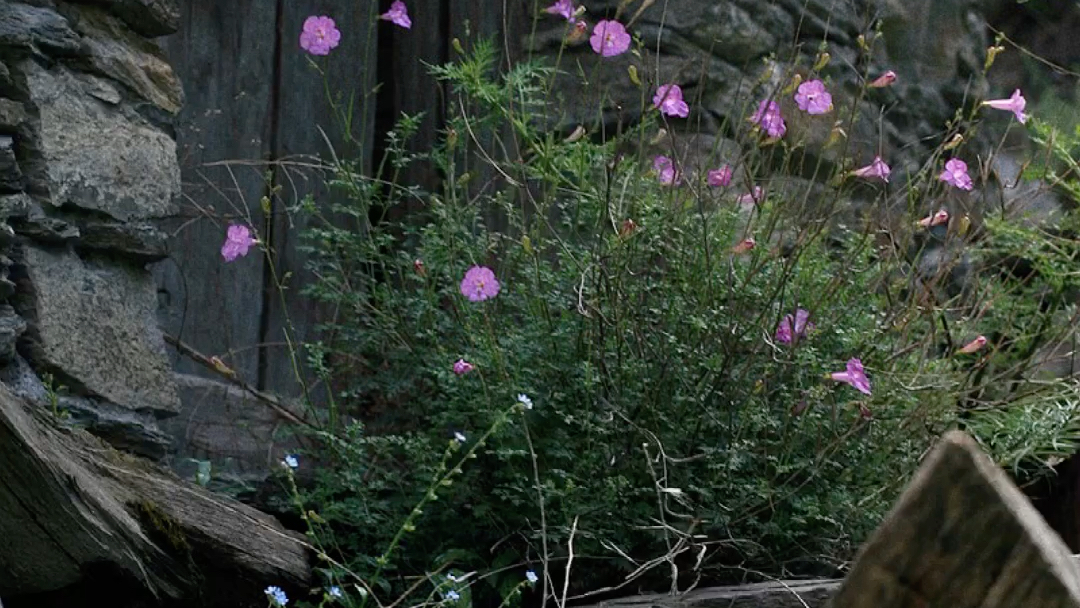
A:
<box><xmin>0</xmin><ymin>382</ymin><xmax>311</xmax><ymax>607</ymax></box>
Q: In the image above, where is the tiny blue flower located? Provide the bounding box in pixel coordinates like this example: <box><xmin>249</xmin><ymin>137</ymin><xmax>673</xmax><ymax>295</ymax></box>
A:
<box><xmin>265</xmin><ymin>585</ymin><xmax>289</xmax><ymax>606</ymax></box>
<box><xmin>517</xmin><ymin>394</ymin><xmax>533</xmax><ymax>410</ymax></box>
<box><xmin>282</xmin><ymin>454</ymin><xmax>298</xmax><ymax>469</ymax></box>
<box><xmin>526</xmin><ymin>570</ymin><xmax>538</xmax><ymax>584</ymax></box>
<box><xmin>446</xmin><ymin>590</ymin><xmax>461</xmax><ymax>601</ymax></box>
<box><xmin>453</xmin><ymin>432</ymin><xmax>466</xmax><ymax>444</ymax></box>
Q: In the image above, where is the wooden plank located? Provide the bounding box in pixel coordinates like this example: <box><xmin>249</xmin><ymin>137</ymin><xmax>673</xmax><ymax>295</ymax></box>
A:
<box><xmin>153</xmin><ymin>0</ymin><xmax>277</xmax><ymax>384</ymax></box>
<box><xmin>260</xmin><ymin>1</ymin><xmax>377</xmax><ymax>400</ymax></box>
<box><xmin>585</xmin><ymin>580</ymin><xmax>840</xmax><ymax>608</ymax></box>
<box><xmin>446</xmin><ymin>0</ymin><xmax>527</xmax><ymax>233</ymax></box>
<box><xmin>387</xmin><ymin>0</ymin><xmax>448</xmax><ymax>200</ymax></box>
<box><xmin>830</xmin><ymin>430</ymin><xmax>1080</xmax><ymax>608</ymax></box>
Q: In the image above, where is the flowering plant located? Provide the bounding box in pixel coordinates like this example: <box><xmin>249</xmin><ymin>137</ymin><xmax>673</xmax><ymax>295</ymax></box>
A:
<box><xmin>238</xmin><ymin>8</ymin><xmax>1080</xmax><ymax>608</ymax></box>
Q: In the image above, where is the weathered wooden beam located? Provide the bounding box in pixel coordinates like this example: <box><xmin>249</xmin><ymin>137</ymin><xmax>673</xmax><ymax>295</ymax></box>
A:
<box><xmin>0</xmin><ymin>382</ymin><xmax>311</xmax><ymax>605</ymax></box>
<box><xmin>584</xmin><ymin>579</ymin><xmax>841</xmax><ymax>608</ymax></box>
<box><xmin>830</xmin><ymin>430</ymin><xmax>1080</xmax><ymax>607</ymax></box>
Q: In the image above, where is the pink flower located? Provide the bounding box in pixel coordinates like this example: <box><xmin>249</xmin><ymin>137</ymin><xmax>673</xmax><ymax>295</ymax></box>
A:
<box><xmin>380</xmin><ymin>1</ymin><xmax>412</xmax><ymax>29</ymax></box>
<box><xmin>653</xmin><ymin>155</ymin><xmax>680</xmax><ymax>185</ymax></box>
<box><xmin>751</xmin><ymin>99</ymin><xmax>786</xmax><ymax>139</ymax></box>
<box><xmin>957</xmin><ymin>335</ymin><xmax>987</xmax><ymax>354</ymax></box>
<box><xmin>460</xmin><ymin>265</ymin><xmax>500</xmax><ymax>302</ymax></box>
<box><xmin>830</xmin><ymin>358</ymin><xmax>871</xmax><ymax>395</ymax></box>
<box><xmin>544</xmin><ymin>0</ymin><xmax>575</xmax><ymax>21</ymax></box>
<box><xmin>413</xmin><ymin>258</ymin><xmax>426</xmax><ymax>276</ymax></box>
<box><xmin>939</xmin><ymin>158</ymin><xmax>973</xmax><ymax>191</ymax></box>
<box><xmin>708</xmin><ymin>165</ymin><xmax>733</xmax><ymax>187</ymax></box>
<box><xmin>221</xmin><ymin>224</ymin><xmax>255</xmax><ymax>262</ymax></box>
<box><xmin>653</xmin><ymin>84</ymin><xmax>689</xmax><ymax>118</ymax></box>
<box><xmin>982</xmin><ymin>89</ymin><xmax>1027</xmax><ymax>124</ymax></box>
<box><xmin>867</xmin><ymin>70</ymin><xmax>897</xmax><ymax>88</ymax></box>
<box><xmin>918</xmin><ymin>209</ymin><xmax>950</xmax><ymax>228</ymax></box>
<box><xmin>590</xmin><ymin>20</ymin><xmax>630</xmax><ymax>57</ymax></box>
<box><xmin>453</xmin><ymin>359</ymin><xmax>475</xmax><ymax>375</ymax></box>
<box><xmin>851</xmin><ymin>156</ymin><xmax>890</xmax><ymax>182</ymax></box>
<box><xmin>775</xmin><ymin>308</ymin><xmax>813</xmax><ymax>344</ymax></box>
<box><xmin>794</xmin><ymin>79</ymin><xmax>832</xmax><ymax>115</ymax></box>
<box><xmin>299</xmin><ymin>16</ymin><xmax>341</xmax><ymax>55</ymax></box>
<box><xmin>737</xmin><ymin>186</ymin><xmax>764</xmax><ymax>206</ymax></box>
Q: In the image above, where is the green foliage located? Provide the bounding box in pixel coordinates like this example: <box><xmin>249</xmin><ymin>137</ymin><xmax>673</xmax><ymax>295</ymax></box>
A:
<box><xmin>281</xmin><ymin>32</ymin><xmax>1080</xmax><ymax>608</ymax></box>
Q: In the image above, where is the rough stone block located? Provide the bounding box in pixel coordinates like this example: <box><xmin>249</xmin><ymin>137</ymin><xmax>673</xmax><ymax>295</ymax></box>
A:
<box><xmin>0</xmin><ymin>2</ymin><xmax>82</xmax><ymax>54</ymax></box>
<box><xmin>73</xmin><ymin>217</ymin><xmax>168</xmax><ymax>261</ymax></box>
<box><xmin>88</xmin><ymin>0</ymin><xmax>180</xmax><ymax>38</ymax></box>
<box><xmin>21</xmin><ymin>60</ymin><xmax>180</xmax><ymax>221</ymax></box>
<box><xmin>61</xmin><ymin>3</ymin><xmax>184</xmax><ymax>114</ymax></box>
<box><xmin>0</xmin><ymin>305</ymin><xmax>26</xmax><ymax>364</ymax></box>
<box><xmin>162</xmin><ymin>373</ymin><xmax>302</xmax><ymax>482</ymax></box>
<box><xmin>13</xmin><ymin>244</ymin><xmax>180</xmax><ymax>416</ymax></box>
<box><xmin>0</xmin><ymin>355</ymin><xmax>172</xmax><ymax>459</ymax></box>
<box><xmin>0</xmin><ymin>135</ymin><xmax>23</xmax><ymax>193</ymax></box>
<box><xmin>0</xmin><ymin>99</ymin><xmax>29</xmax><ymax>131</ymax></box>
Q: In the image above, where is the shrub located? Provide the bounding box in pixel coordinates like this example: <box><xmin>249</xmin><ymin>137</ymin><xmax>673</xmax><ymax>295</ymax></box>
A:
<box><xmin>234</xmin><ymin>8</ymin><xmax>1080</xmax><ymax>608</ymax></box>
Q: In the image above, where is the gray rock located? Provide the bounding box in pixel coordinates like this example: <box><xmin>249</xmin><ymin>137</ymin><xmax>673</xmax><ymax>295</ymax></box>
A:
<box><xmin>0</xmin><ymin>136</ymin><xmax>22</xmax><ymax>193</ymax></box>
<box><xmin>58</xmin><ymin>3</ymin><xmax>184</xmax><ymax>114</ymax></box>
<box><xmin>11</xmin><ymin>212</ymin><xmax>80</xmax><ymax>243</ymax></box>
<box><xmin>0</xmin><ymin>305</ymin><xmax>26</xmax><ymax>363</ymax></box>
<box><xmin>73</xmin><ymin>216</ymin><xmax>168</xmax><ymax>261</ymax></box>
<box><xmin>989</xmin><ymin>153</ymin><xmax>1066</xmax><ymax>229</ymax></box>
<box><xmin>0</xmin><ymin>192</ymin><xmax>34</xmax><ymax>219</ymax></box>
<box><xmin>0</xmin><ymin>354</ymin><xmax>172</xmax><ymax>459</ymax></box>
<box><xmin>528</xmin><ymin>0</ymin><xmax>989</xmax><ymax>176</ymax></box>
<box><xmin>0</xmin><ymin>2</ymin><xmax>82</xmax><ymax>54</ymax></box>
<box><xmin>162</xmin><ymin>373</ymin><xmax>303</xmax><ymax>483</ymax></box>
<box><xmin>0</xmin><ymin>99</ymin><xmax>29</xmax><ymax>130</ymax></box>
<box><xmin>0</xmin><ymin>277</ymin><xmax>15</xmax><ymax>301</ymax></box>
<box><xmin>20</xmin><ymin>60</ymin><xmax>180</xmax><ymax>221</ymax></box>
<box><xmin>646</xmin><ymin>2</ymin><xmax>793</xmax><ymax>63</ymax></box>
<box><xmin>12</xmin><ymin>244</ymin><xmax>180</xmax><ymax>416</ymax></box>
<box><xmin>84</xmin><ymin>0</ymin><xmax>180</xmax><ymax>38</ymax></box>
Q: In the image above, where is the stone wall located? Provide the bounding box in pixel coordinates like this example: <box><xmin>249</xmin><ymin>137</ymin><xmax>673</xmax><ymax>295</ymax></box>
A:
<box><xmin>0</xmin><ymin>0</ymin><xmax>303</xmax><ymax>491</ymax></box>
<box><xmin>524</xmin><ymin>0</ymin><xmax>1051</xmax><ymax>241</ymax></box>
<box><xmin>0</xmin><ymin>0</ymin><xmax>183</xmax><ymax>459</ymax></box>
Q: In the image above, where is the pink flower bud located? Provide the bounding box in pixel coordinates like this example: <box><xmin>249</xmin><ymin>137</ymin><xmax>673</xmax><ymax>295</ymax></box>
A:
<box><xmin>957</xmin><ymin>335</ymin><xmax>987</xmax><ymax>354</ymax></box>
<box><xmin>918</xmin><ymin>209</ymin><xmax>950</xmax><ymax>228</ymax></box>
<box><xmin>867</xmin><ymin>70</ymin><xmax>897</xmax><ymax>88</ymax></box>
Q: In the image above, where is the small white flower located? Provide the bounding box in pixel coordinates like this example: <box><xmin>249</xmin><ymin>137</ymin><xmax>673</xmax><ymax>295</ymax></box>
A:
<box><xmin>328</xmin><ymin>586</ymin><xmax>342</xmax><ymax>598</ymax></box>
<box><xmin>453</xmin><ymin>432</ymin><xmax>467</xmax><ymax>444</ymax></box>
<box><xmin>526</xmin><ymin>570</ymin><xmax>538</xmax><ymax>584</ymax></box>
<box><xmin>517</xmin><ymin>394</ymin><xmax>533</xmax><ymax>409</ymax></box>
<box><xmin>282</xmin><ymin>454</ymin><xmax>298</xmax><ymax>469</ymax></box>
<box><xmin>446</xmin><ymin>590</ymin><xmax>461</xmax><ymax>601</ymax></box>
